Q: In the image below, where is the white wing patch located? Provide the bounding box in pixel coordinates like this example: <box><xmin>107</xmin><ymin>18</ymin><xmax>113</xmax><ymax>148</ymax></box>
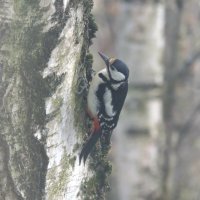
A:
<box><xmin>104</xmin><ymin>88</ymin><xmax>116</xmax><ymax>117</ymax></box>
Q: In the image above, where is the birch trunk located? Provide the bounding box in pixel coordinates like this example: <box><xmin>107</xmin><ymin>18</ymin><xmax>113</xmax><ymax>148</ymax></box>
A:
<box><xmin>0</xmin><ymin>0</ymin><xmax>109</xmax><ymax>200</ymax></box>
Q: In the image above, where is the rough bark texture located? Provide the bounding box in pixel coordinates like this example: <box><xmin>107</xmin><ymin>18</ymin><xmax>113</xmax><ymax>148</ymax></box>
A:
<box><xmin>0</xmin><ymin>0</ymin><xmax>109</xmax><ymax>200</ymax></box>
<box><xmin>0</xmin><ymin>1</ymin><xmax>48</xmax><ymax>199</ymax></box>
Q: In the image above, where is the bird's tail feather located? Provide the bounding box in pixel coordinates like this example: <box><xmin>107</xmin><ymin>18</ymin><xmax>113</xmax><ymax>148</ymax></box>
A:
<box><xmin>79</xmin><ymin>129</ymin><xmax>101</xmax><ymax>165</ymax></box>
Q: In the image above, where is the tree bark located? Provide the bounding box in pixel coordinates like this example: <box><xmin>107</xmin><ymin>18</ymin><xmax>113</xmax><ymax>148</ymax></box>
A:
<box><xmin>0</xmin><ymin>0</ymin><xmax>109</xmax><ymax>200</ymax></box>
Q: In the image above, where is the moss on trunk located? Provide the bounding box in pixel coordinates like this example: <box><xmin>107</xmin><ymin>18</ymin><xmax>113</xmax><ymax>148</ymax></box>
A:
<box><xmin>0</xmin><ymin>0</ymin><xmax>111</xmax><ymax>199</ymax></box>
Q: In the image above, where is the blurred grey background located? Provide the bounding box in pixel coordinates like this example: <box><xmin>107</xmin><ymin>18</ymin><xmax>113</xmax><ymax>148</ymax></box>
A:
<box><xmin>91</xmin><ymin>0</ymin><xmax>200</xmax><ymax>200</ymax></box>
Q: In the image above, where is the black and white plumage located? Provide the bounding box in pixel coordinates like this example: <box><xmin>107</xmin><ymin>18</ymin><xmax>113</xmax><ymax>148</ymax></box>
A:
<box><xmin>79</xmin><ymin>52</ymin><xmax>129</xmax><ymax>164</ymax></box>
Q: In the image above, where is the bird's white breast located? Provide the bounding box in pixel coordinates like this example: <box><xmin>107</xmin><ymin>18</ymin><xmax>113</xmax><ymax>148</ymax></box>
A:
<box><xmin>104</xmin><ymin>88</ymin><xmax>116</xmax><ymax>117</ymax></box>
<box><xmin>87</xmin><ymin>69</ymin><xmax>107</xmax><ymax>117</ymax></box>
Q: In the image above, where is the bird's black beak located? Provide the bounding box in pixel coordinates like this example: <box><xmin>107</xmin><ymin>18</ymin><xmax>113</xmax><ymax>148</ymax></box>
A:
<box><xmin>98</xmin><ymin>52</ymin><xmax>109</xmax><ymax>68</ymax></box>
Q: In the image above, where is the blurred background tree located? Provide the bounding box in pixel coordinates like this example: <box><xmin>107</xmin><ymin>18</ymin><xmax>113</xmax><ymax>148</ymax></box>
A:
<box><xmin>91</xmin><ymin>0</ymin><xmax>200</xmax><ymax>199</ymax></box>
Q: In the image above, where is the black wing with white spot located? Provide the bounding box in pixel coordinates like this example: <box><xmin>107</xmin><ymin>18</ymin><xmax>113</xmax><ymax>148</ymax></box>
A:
<box><xmin>96</xmin><ymin>81</ymin><xmax>128</xmax><ymax>134</ymax></box>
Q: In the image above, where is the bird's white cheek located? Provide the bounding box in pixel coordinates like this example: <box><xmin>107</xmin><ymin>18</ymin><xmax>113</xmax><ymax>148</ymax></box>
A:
<box><xmin>111</xmin><ymin>70</ymin><xmax>125</xmax><ymax>81</ymax></box>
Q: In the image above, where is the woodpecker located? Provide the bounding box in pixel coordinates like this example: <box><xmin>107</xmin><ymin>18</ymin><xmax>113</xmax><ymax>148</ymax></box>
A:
<box><xmin>79</xmin><ymin>52</ymin><xmax>129</xmax><ymax>164</ymax></box>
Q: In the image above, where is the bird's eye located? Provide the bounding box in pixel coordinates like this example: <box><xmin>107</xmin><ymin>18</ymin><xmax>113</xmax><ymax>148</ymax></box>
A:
<box><xmin>110</xmin><ymin>65</ymin><xmax>115</xmax><ymax>70</ymax></box>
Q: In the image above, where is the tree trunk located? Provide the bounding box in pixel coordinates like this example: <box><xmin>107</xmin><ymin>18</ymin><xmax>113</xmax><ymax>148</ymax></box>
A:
<box><xmin>0</xmin><ymin>0</ymin><xmax>109</xmax><ymax>200</ymax></box>
<box><xmin>162</xmin><ymin>0</ymin><xmax>200</xmax><ymax>199</ymax></box>
<box><xmin>113</xmin><ymin>2</ymin><xmax>165</xmax><ymax>200</ymax></box>
<box><xmin>161</xmin><ymin>0</ymin><xmax>182</xmax><ymax>199</ymax></box>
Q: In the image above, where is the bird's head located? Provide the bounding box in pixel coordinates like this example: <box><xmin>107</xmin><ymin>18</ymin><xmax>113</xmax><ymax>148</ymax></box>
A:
<box><xmin>98</xmin><ymin>52</ymin><xmax>129</xmax><ymax>83</ymax></box>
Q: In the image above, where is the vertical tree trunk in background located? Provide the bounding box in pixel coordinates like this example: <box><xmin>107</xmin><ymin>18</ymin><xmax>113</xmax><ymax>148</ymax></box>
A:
<box><xmin>163</xmin><ymin>0</ymin><xmax>200</xmax><ymax>200</ymax></box>
<box><xmin>0</xmin><ymin>0</ymin><xmax>110</xmax><ymax>200</ymax></box>
<box><xmin>162</xmin><ymin>0</ymin><xmax>182</xmax><ymax>199</ymax></box>
<box><xmin>113</xmin><ymin>1</ymin><xmax>164</xmax><ymax>200</ymax></box>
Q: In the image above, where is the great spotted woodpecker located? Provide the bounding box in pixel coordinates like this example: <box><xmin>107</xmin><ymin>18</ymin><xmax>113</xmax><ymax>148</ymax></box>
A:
<box><xmin>79</xmin><ymin>52</ymin><xmax>129</xmax><ymax>164</ymax></box>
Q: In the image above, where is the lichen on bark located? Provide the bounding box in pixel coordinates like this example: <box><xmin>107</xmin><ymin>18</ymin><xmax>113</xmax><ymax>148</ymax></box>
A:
<box><xmin>0</xmin><ymin>0</ymin><xmax>112</xmax><ymax>199</ymax></box>
<box><xmin>1</xmin><ymin>0</ymin><xmax>48</xmax><ymax>199</ymax></box>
